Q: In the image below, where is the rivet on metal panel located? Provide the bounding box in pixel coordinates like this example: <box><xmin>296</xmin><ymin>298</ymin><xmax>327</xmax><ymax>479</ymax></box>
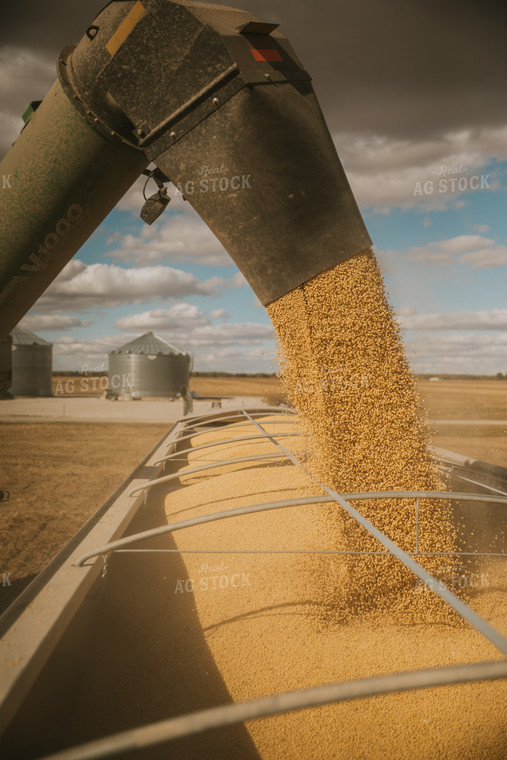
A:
<box><xmin>212</xmin><ymin>97</ymin><xmax>220</xmax><ymax>106</ymax></box>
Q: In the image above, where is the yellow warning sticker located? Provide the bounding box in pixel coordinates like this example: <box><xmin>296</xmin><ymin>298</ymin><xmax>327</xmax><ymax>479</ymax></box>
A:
<box><xmin>106</xmin><ymin>1</ymin><xmax>146</xmax><ymax>57</ymax></box>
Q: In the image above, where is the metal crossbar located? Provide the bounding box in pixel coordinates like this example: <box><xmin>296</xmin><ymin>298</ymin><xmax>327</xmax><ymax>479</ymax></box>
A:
<box><xmin>116</xmin><ymin>548</ymin><xmax>506</xmax><ymax>557</ymax></box>
<box><xmin>129</xmin><ymin>452</ymin><xmax>287</xmax><ymax>496</ymax></box>
<box><xmin>36</xmin><ymin>661</ymin><xmax>507</xmax><ymax>760</ymax></box>
<box><xmin>242</xmin><ymin>411</ymin><xmax>507</xmax><ymax>656</ymax></box>
<box><xmin>154</xmin><ymin>432</ymin><xmax>302</xmax><ymax>466</ymax></box>
<box><xmin>164</xmin><ymin>418</ymin><xmax>298</xmax><ymax>449</ymax></box>
<box><xmin>187</xmin><ymin>409</ymin><xmax>296</xmax><ymax>428</ymax></box>
<box><xmin>440</xmin><ymin>466</ymin><xmax>507</xmax><ymax>497</ymax></box>
<box><xmin>75</xmin><ymin>490</ymin><xmax>507</xmax><ymax>564</ymax></box>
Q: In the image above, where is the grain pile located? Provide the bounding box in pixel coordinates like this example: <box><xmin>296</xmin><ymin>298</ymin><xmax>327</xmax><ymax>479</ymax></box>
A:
<box><xmin>158</xmin><ymin>420</ymin><xmax>505</xmax><ymax>759</ymax></box>
<box><xmin>57</xmin><ymin>415</ymin><xmax>506</xmax><ymax>760</ymax></box>
<box><xmin>267</xmin><ymin>248</ymin><xmax>458</xmax><ymax>621</ymax></box>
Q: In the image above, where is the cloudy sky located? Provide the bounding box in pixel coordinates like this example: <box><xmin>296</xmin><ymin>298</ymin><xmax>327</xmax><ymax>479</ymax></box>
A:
<box><xmin>1</xmin><ymin>0</ymin><xmax>506</xmax><ymax>373</ymax></box>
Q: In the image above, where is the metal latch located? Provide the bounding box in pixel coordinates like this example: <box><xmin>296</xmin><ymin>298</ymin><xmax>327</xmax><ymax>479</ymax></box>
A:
<box><xmin>140</xmin><ymin>168</ymin><xmax>171</xmax><ymax>225</ymax></box>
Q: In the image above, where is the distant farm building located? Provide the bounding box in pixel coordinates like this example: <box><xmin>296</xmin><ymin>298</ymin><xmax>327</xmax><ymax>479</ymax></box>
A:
<box><xmin>10</xmin><ymin>326</ymin><xmax>53</xmax><ymax>397</ymax></box>
<box><xmin>108</xmin><ymin>331</ymin><xmax>190</xmax><ymax>398</ymax></box>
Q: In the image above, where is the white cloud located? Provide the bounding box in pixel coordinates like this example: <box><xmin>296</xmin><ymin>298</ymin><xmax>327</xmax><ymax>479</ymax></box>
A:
<box><xmin>51</xmin><ymin>334</ymin><xmax>135</xmax><ymax>371</ymax></box>
<box><xmin>335</xmin><ymin>127</ymin><xmax>507</xmax><ymax>212</ymax></box>
<box><xmin>461</xmin><ymin>246</ymin><xmax>507</xmax><ymax>269</ymax></box>
<box><xmin>380</xmin><ymin>234</ymin><xmax>507</xmax><ymax>268</ymax></box>
<box><xmin>50</xmin><ymin>320</ymin><xmax>276</xmax><ymax>373</ymax></box>
<box><xmin>0</xmin><ymin>109</ymin><xmax>23</xmax><ymax>154</ymax></box>
<box><xmin>33</xmin><ymin>259</ymin><xmax>240</xmax><ymax>312</ymax></box>
<box><xmin>407</xmin><ymin>332</ymin><xmax>507</xmax><ymax>375</ymax></box>
<box><xmin>186</xmin><ymin>322</ymin><xmax>275</xmax><ymax>348</ymax></box>
<box><xmin>0</xmin><ymin>47</ymin><xmax>56</xmax><ymax>156</ymax></box>
<box><xmin>190</xmin><ymin>345</ymin><xmax>277</xmax><ymax>374</ymax></box>
<box><xmin>116</xmin><ymin>176</ymin><xmax>189</xmax><ymax>212</ymax></box>
<box><xmin>50</xmin><ymin>325</ymin><xmax>505</xmax><ymax>375</ymax></box>
<box><xmin>19</xmin><ymin>314</ymin><xmax>91</xmax><ymax>331</ymax></box>
<box><xmin>401</xmin><ymin>309</ymin><xmax>507</xmax><ymax>331</ymax></box>
<box><xmin>114</xmin><ymin>303</ymin><xmax>209</xmax><ymax>332</ymax></box>
<box><xmin>209</xmin><ymin>308</ymin><xmax>228</xmax><ymax>321</ymax></box>
<box><xmin>48</xmin><ymin>296</ymin><xmax>275</xmax><ymax>371</ymax></box>
<box><xmin>107</xmin><ymin>209</ymin><xmax>230</xmax><ymax>267</ymax></box>
<box><xmin>115</xmin><ymin>174</ymin><xmax>153</xmax><ymax>214</ymax></box>
<box><xmin>231</xmin><ymin>272</ymin><xmax>247</xmax><ymax>288</ymax></box>
<box><xmin>112</xmin><ymin>176</ymin><xmax>234</xmax><ymax>267</ymax></box>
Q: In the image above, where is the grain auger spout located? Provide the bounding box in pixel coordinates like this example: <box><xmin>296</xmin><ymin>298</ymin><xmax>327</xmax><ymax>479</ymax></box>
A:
<box><xmin>0</xmin><ymin>0</ymin><xmax>371</xmax><ymax>340</ymax></box>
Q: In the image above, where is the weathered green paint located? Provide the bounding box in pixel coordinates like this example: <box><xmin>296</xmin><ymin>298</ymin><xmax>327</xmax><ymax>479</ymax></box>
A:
<box><xmin>0</xmin><ymin>80</ymin><xmax>147</xmax><ymax>340</ymax></box>
<box><xmin>21</xmin><ymin>101</ymin><xmax>42</xmax><ymax>126</ymax></box>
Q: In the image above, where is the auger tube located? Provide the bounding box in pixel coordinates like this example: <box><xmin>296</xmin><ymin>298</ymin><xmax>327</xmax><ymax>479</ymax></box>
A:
<box><xmin>0</xmin><ymin>0</ymin><xmax>371</xmax><ymax>339</ymax></box>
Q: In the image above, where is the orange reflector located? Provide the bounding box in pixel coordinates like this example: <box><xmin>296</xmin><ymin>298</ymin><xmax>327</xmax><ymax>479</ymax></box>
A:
<box><xmin>250</xmin><ymin>48</ymin><xmax>283</xmax><ymax>62</ymax></box>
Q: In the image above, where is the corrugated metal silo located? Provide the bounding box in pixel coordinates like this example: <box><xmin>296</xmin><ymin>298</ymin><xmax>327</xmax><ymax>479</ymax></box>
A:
<box><xmin>0</xmin><ymin>335</ymin><xmax>12</xmax><ymax>396</ymax></box>
<box><xmin>108</xmin><ymin>331</ymin><xmax>190</xmax><ymax>398</ymax></box>
<box><xmin>10</xmin><ymin>326</ymin><xmax>53</xmax><ymax>397</ymax></box>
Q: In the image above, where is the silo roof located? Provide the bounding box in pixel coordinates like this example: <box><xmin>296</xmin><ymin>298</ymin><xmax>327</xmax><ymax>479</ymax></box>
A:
<box><xmin>111</xmin><ymin>331</ymin><xmax>187</xmax><ymax>356</ymax></box>
<box><xmin>11</xmin><ymin>325</ymin><xmax>52</xmax><ymax>346</ymax></box>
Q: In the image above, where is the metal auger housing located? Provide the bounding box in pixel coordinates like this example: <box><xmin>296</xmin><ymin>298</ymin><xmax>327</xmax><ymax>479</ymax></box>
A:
<box><xmin>0</xmin><ymin>0</ymin><xmax>371</xmax><ymax>339</ymax></box>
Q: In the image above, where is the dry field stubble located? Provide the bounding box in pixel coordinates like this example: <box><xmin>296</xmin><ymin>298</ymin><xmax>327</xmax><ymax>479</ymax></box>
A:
<box><xmin>50</xmin><ymin>373</ymin><xmax>507</xmax><ymax>466</ymax></box>
<box><xmin>190</xmin><ymin>375</ymin><xmax>282</xmax><ymax>402</ymax></box>
<box><xmin>419</xmin><ymin>380</ymin><xmax>507</xmax><ymax>467</ymax></box>
<box><xmin>191</xmin><ymin>378</ymin><xmax>507</xmax><ymax>467</ymax></box>
<box><xmin>0</xmin><ymin>421</ymin><xmax>169</xmax><ymax>613</ymax></box>
<box><xmin>432</xmin><ymin>424</ymin><xmax>507</xmax><ymax>468</ymax></box>
<box><xmin>51</xmin><ymin>374</ymin><xmax>283</xmax><ymax>403</ymax></box>
<box><xmin>418</xmin><ymin>379</ymin><xmax>507</xmax><ymax>421</ymax></box>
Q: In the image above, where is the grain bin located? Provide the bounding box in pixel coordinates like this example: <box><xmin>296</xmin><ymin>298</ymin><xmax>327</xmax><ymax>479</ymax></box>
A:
<box><xmin>10</xmin><ymin>326</ymin><xmax>52</xmax><ymax>397</ymax></box>
<box><xmin>108</xmin><ymin>331</ymin><xmax>190</xmax><ymax>398</ymax></box>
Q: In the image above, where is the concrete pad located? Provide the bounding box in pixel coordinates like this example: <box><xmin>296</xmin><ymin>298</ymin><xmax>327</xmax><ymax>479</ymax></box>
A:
<box><xmin>0</xmin><ymin>395</ymin><xmax>272</xmax><ymax>424</ymax></box>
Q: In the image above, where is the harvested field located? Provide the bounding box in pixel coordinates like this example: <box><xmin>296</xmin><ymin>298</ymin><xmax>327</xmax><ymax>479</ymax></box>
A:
<box><xmin>190</xmin><ymin>375</ymin><xmax>282</xmax><ymax>404</ymax></box>
<box><xmin>433</xmin><ymin>424</ymin><xmax>507</xmax><ymax>468</ymax></box>
<box><xmin>418</xmin><ymin>379</ymin><xmax>507</xmax><ymax>421</ymax></box>
<box><xmin>51</xmin><ymin>373</ymin><xmax>283</xmax><ymax>404</ymax></box>
<box><xmin>0</xmin><ymin>421</ymin><xmax>169</xmax><ymax>613</ymax></box>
